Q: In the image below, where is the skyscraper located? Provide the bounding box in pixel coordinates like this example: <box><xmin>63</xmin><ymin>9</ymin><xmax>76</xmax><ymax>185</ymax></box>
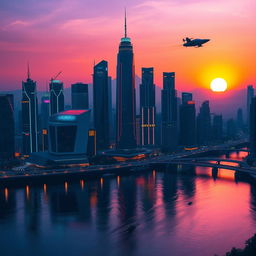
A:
<box><xmin>161</xmin><ymin>72</ymin><xmax>178</xmax><ymax>152</ymax></box>
<box><xmin>108</xmin><ymin>76</ymin><xmax>114</xmax><ymax>143</ymax></box>
<box><xmin>71</xmin><ymin>83</ymin><xmax>89</xmax><ymax>110</ymax></box>
<box><xmin>50</xmin><ymin>80</ymin><xmax>64</xmax><ymax>115</ymax></box>
<box><xmin>41</xmin><ymin>94</ymin><xmax>50</xmax><ymax>129</ymax></box>
<box><xmin>236</xmin><ymin>108</ymin><xmax>244</xmax><ymax>131</ymax></box>
<box><xmin>179</xmin><ymin>99</ymin><xmax>196</xmax><ymax>146</ymax></box>
<box><xmin>212</xmin><ymin>114</ymin><xmax>223</xmax><ymax>142</ymax></box>
<box><xmin>250</xmin><ymin>97</ymin><xmax>256</xmax><ymax>155</ymax></box>
<box><xmin>181</xmin><ymin>92</ymin><xmax>192</xmax><ymax>105</ymax></box>
<box><xmin>93</xmin><ymin>60</ymin><xmax>110</xmax><ymax>150</ymax></box>
<box><xmin>197</xmin><ymin>101</ymin><xmax>211</xmax><ymax>145</ymax></box>
<box><xmin>0</xmin><ymin>94</ymin><xmax>15</xmax><ymax>160</ymax></box>
<box><xmin>226</xmin><ymin>119</ymin><xmax>237</xmax><ymax>139</ymax></box>
<box><xmin>40</xmin><ymin>94</ymin><xmax>50</xmax><ymax>151</ymax></box>
<box><xmin>247</xmin><ymin>85</ymin><xmax>254</xmax><ymax>126</ymax></box>
<box><xmin>21</xmin><ymin>67</ymin><xmax>39</xmax><ymax>155</ymax></box>
<box><xmin>140</xmin><ymin>67</ymin><xmax>156</xmax><ymax>146</ymax></box>
<box><xmin>116</xmin><ymin>11</ymin><xmax>136</xmax><ymax>149</ymax></box>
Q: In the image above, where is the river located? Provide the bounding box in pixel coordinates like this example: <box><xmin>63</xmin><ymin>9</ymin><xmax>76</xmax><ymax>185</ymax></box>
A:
<box><xmin>0</xmin><ymin>151</ymin><xmax>255</xmax><ymax>256</ymax></box>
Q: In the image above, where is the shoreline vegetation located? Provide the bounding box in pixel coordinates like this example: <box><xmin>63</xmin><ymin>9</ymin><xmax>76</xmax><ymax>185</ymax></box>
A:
<box><xmin>216</xmin><ymin>234</ymin><xmax>256</xmax><ymax>256</ymax></box>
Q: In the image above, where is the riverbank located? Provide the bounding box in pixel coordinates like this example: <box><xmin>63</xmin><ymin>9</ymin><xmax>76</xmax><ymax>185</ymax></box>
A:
<box><xmin>219</xmin><ymin>234</ymin><xmax>256</xmax><ymax>256</ymax></box>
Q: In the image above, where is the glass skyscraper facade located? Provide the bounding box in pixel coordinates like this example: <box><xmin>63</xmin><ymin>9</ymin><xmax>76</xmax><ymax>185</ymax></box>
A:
<box><xmin>161</xmin><ymin>72</ymin><xmax>178</xmax><ymax>152</ymax></box>
<box><xmin>50</xmin><ymin>80</ymin><xmax>64</xmax><ymax>115</ymax></box>
<box><xmin>0</xmin><ymin>94</ymin><xmax>15</xmax><ymax>160</ymax></box>
<box><xmin>71</xmin><ymin>83</ymin><xmax>89</xmax><ymax>110</ymax></box>
<box><xmin>93</xmin><ymin>60</ymin><xmax>110</xmax><ymax>150</ymax></box>
<box><xmin>116</xmin><ymin>14</ymin><xmax>136</xmax><ymax>149</ymax></box>
<box><xmin>140</xmin><ymin>67</ymin><xmax>156</xmax><ymax>146</ymax></box>
<box><xmin>21</xmin><ymin>72</ymin><xmax>39</xmax><ymax>155</ymax></box>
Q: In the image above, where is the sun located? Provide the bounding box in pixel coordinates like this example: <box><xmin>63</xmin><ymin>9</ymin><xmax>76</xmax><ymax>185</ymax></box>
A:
<box><xmin>210</xmin><ymin>78</ymin><xmax>227</xmax><ymax>92</ymax></box>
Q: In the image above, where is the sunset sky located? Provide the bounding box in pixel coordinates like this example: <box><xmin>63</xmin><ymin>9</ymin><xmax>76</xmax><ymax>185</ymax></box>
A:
<box><xmin>0</xmin><ymin>0</ymin><xmax>255</xmax><ymax>97</ymax></box>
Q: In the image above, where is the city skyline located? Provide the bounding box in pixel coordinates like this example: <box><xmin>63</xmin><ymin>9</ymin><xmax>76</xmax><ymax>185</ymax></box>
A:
<box><xmin>1</xmin><ymin>2</ymin><xmax>256</xmax><ymax>255</ymax></box>
<box><xmin>0</xmin><ymin>0</ymin><xmax>255</xmax><ymax>94</ymax></box>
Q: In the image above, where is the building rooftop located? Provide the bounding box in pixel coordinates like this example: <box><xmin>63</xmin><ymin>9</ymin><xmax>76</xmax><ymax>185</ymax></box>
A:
<box><xmin>59</xmin><ymin>110</ymin><xmax>89</xmax><ymax>116</ymax></box>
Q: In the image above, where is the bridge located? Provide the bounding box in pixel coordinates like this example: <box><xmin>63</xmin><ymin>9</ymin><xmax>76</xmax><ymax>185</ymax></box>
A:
<box><xmin>173</xmin><ymin>157</ymin><xmax>250</xmax><ymax>167</ymax></box>
<box><xmin>210</xmin><ymin>148</ymin><xmax>250</xmax><ymax>153</ymax></box>
<box><xmin>150</xmin><ymin>157</ymin><xmax>256</xmax><ymax>176</ymax></box>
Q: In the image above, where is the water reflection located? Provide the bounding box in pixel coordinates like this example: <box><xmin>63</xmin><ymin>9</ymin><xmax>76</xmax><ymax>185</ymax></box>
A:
<box><xmin>0</xmin><ymin>150</ymin><xmax>255</xmax><ymax>256</ymax></box>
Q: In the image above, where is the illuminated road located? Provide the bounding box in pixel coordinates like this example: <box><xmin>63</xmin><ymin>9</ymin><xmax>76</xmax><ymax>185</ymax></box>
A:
<box><xmin>0</xmin><ymin>139</ymin><xmax>253</xmax><ymax>184</ymax></box>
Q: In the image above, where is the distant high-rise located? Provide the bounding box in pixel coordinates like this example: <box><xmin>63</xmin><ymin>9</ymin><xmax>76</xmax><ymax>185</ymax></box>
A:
<box><xmin>197</xmin><ymin>101</ymin><xmax>211</xmax><ymax>145</ymax></box>
<box><xmin>87</xmin><ymin>129</ymin><xmax>97</xmax><ymax>156</ymax></box>
<box><xmin>236</xmin><ymin>108</ymin><xmax>244</xmax><ymax>131</ymax></box>
<box><xmin>226</xmin><ymin>119</ymin><xmax>237</xmax><ymax>139</ymax></box>
<box><xmin>135</xmin><ymin>115</ymin><xmax>141</xmax><ymax>145</ymax></box>
<box><xmin>212</xmin><ymin>114</ymin><xmax>223</xmax><ymax>142</ymax></box>
<box><xmin>181</xmin><ymin>92</ymin><xmax>192</xmax><ymax>105</ymax></box>
<box><xmin>250</xmin><ymin>97</ymin><xmax>256</xmax><ymax>155</ymax></box>
<box><xmin>247</xmin><ymin>85</ymin><xmax>254</xmax><ymax>126</ymax></box>
<box><xmin>161</xmin><ymin>72</ymin><xmax>178</xmax><ymax>151</ymax></box>
<box><xmin>21</xmin><ymin>67</ymin><xmax>39</xmax><ymax>155</ymax></box>
<box><xmin>116</xmin><ymin>11</ymin><xmax>136</xmax><ymax>149</ymax></box>
<box><xmin>41</xmin><ymin>94</ymin><xmax>50</xmax><ymax>129</ymax></box>
<box><xmin>108</xmin><ymin>77</ymin><xmax>114</xmax><ymax>143</ymax></box>
<box><xmin>93</xmin><ymin>60</ymin><xmax>110</xmax><ymax>150</ymax></box>
<box><xmin>179</xmin><ymin>99</ymin><xmax>196</xmax><ymax>146</ymax></box>
<box><xmin>0</xmin><ymin>94</ymin><xmax>15</xmax><ymax>160</ymax></box>
<box><xmin>140</xmin><ymin>67</ymin><xmax>156</xmax><ymax>146</ymax></box>
<box><xmin>40</xmin><ymin>94</ymin><xmax>50</xmax><ymax>151</ymax></box>
<box><xmin>71</xmin><ymin>83</ymin><xmax>89</xmax><ymax>110</ymax></box>
<box><xmin>50</xmin><ymin>80</ymin><xmax>64</xmax><ymax>115</ymax></box>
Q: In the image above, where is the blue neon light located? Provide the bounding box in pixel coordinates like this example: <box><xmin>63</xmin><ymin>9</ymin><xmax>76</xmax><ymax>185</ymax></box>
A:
<box><xmin>57</xmin><ymin>115</ymin><xmax>76</xmax><ymax>121</ymax></box>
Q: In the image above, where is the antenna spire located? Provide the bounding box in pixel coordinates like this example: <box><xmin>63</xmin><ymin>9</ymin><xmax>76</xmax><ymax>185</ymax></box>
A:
<box><xmin>124</xmin><ymin>8</ymin><xmax>127</xmax><ymax>38</ymax></box>
<box><xmin>27</xmin><ymin>61</ymin><xmax>30</xmax><ymax>79</ymax></box>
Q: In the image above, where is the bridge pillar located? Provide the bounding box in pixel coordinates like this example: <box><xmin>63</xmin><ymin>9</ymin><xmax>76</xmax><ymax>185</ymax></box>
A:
<box><xmin>165</xmin><ymin>163</ymin><xmax>178</xmax><ymax>173</ymax></box>
<box><xmin>212</xmin><ymin>167</ymin><xmax>218</xmax><ymax>180</ymax></box>
<box><xmin>225</xmin><ymin>152</ymin><xmax>230</xmax><ymax>158</ymax></box>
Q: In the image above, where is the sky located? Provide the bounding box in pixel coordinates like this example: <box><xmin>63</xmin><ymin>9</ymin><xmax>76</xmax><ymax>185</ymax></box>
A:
<box><xmin>0</xmin><ymin>0</ymin><xmax>255</xmax><ymax>104</ymax></box>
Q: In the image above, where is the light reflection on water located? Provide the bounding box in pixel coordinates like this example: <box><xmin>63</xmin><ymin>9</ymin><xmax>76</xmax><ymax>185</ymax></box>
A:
<box><xmin>0</xmin><ymin>152</ymin><xmax>255</xmax><ymax>256</ymax></box>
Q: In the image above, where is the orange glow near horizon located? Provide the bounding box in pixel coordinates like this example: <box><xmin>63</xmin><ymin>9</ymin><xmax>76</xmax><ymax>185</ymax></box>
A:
<box><xmin>0</xmin><ymin>0</ymin><xmax>255</xmax><ymax>96</ymax></box>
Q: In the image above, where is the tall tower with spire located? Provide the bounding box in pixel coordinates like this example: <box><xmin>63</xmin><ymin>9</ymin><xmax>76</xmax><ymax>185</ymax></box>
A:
<box><xmin>116</xmin><ymin>10</ymin><xmax>136</xmax><ymax>148</ymax></box>
<box><xmin>21</xmin><ymin>63</ymin><xmax>39</xmax><ymax>155</ymax></box>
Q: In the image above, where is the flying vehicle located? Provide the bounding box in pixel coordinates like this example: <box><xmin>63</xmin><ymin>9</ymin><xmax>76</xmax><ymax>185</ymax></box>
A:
<box><xmin>183</xmin><ymin>37</ymin><xmax>210</xmax><ymax>47</ymax></box>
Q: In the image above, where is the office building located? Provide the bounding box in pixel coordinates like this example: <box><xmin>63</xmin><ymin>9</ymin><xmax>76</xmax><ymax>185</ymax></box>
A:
<box><xmin>40</xmin><ymin>94</ymin><xmax>50</xmax><ymax>151</ymax></box>
<box><xmin>161</xmin><ymin>72</ymin><xmax>178</xmax><ymax>152</ymax></box>
<box><xmin>197</xmin><ymin>101</ymin><xmax>211</xmax><ymax>145</ymax></box>
<box><xmin>50</xmin><ymin>80</ymin><xmax>64</xmax><ymax>115</ymax></box>
<box><xmin>87</xmin><ymin>129</ymin><xmax>97</xmax><ymax>156</ymax></box>
<box><xmin>247</xmin><ymin>85</ymin><xmax>254</xmax><ymax>126</ymax></box>
<box><xmin>116</xmin><ymin>11</ymin><xmax>136</xmax><ymax>149</ymax></box>
<box><xmin>181</xmin><ymin>92</ymin><xmax>192</xmax><ymax>105</ymax></box>
<box><xmin>71</xmin><ymin>83</ymin><xmax>89</xmax><ymax>110</ymax></box>
<box><xmin>140</xmin><ymin>67</ymin><xmax>156</xmax><ymax>146</ymax></box>
<box><xmin>0</xmin><ymin>94</ymin><xmax>15</xmax><ymax>161</ymax></box>
<box><xmin>21</xmin><ymin>68</ymin><xmax>39</xmax><ymax>155</ymax></box>
<box><xmin>179</xmin><ymin>99</ymin><xmax>196</xmax><ymax>146</ymax></box>
<box><xmin>236</xmin><ymin>108</ymin><xmax>244</xmax><ymax>131</ymax></box>
<box><xmin>250</xmin><ymin>97</ymin><xmax>256</xmax><ymax>155</ymax></box>
<box><xmin>93</xmin><ymin>60</ymin><xmax>110</xmax><ymax>150</ymax></box>
<box><xmin>28</xmin><ymin>110</ymin><xmax>91</xmax><ymax>167</ymax></box>
<box><xmin>226</xmin><ymin>119</ymin><xmax>237</xmax><ymax>139</ymax></box>
<box><xmin>212</xmin><ymin>114</ymin><xmax>223</xmax><ymax>142</ymax></box>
